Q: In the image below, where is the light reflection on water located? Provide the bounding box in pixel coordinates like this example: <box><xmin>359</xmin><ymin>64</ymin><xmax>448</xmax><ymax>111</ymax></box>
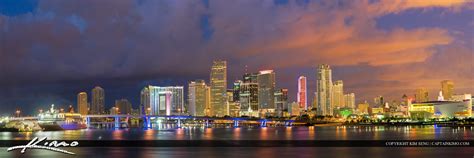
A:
<box><xmin>0</xmin><ymin>125</ymin><xmax>473</xmax><ymax>140</ymax></box>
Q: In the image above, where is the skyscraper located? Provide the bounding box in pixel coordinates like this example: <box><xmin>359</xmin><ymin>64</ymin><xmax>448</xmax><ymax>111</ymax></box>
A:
<box><xmin>344</xmin><ymin>93</ymin><xmax>355</xmax><ymax>109</ymax></box>
<box><xmin>115</xmin><ymin>98</ymin><xmax>132</xmax><ymax>115</ymax></box>
<box><xmin>374</xmin><ymin>96</ymin><xmax>384</xmax><ymax>107</ymax></box>
<box><xmin>210</xmin><ymin>60</ymin><xmax>227</xmax><ymax>117</ymax></box>
<box><xmin>257</xmin><ymin>70</ymin><xmax>275</xmax><ymax>110</ymax></box>
<box><xmin>147</xmin><ymin>86</ymin><xmax>184</xmax><ymax>116</ymax></box>
<box><xmin>140</xmin><ymin>87</ymin><xmax>150</xmax><ymax>115</ymax></box>
<box><xmin>415</xmin><ymin>88</ymin><xmax>429</xmax><ymax>103</ymax></box>
<box><xmin>441</xmin><ymin>80</ymin><xmax>454</xmax><ymax>100</ymax></box>
<box><xmin>240</xmin><ymin>73</ymin><xmax>259</xmax><ymax>116</ymax></box>
<box><xmin>274</xmin><ymin>88</ymin><xmax>288</xmax><ymax>117</ymax></box>
<box><xmin>91</xmin><ymin>86</ymin><xmax>105</xmax><ymax>114</ymax></box>
<box><xmin>316</xmin><ymin>64</ymin><xmax>333</xmax><ymax>116</ymax></box>
<box><xmin>77</xmin><ymin>92</ymin><xmax>88</xmax><ymax>115</ymax></box>
<box><xmin>332</xmin><ymin>80</ymin><xmax>344</xmax><ymax>108</ymax></box>
<box><xmin>188</xmin><ymin>80</ymin><xmax>210</xmax><ymax>116</ymax></box>
<box><xmin>297</xmin><ymin>76</ymin><xmax>307</xmax><ymax>110</ymax></box>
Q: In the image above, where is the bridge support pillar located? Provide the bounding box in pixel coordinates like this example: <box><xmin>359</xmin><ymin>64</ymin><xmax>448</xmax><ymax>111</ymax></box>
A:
<box><xmin>114</xmin><ymin>116</ymin><xmax>120</xmax><ymax>129</ymax></box>
<box><xmin>85</xmin><ymin>117</ymin><xmax>90</xmax><ymax>128</ymax></box>
<box><xmin>177</xmin><ymin>117</ymin><xmax>182</xmax><ymax>128</ymax></box>
<box><xmin>205</xmin><ymin>119</ymin><xmax>210</xmax><ymax>128</ymax></box>
<box><xmin>260</xmin><ymin>120</ymin><xmax>267</xmax><ymax>127</ymax></box>
<box><xmin>233</xmin><ymin>120</ymin><xmax>239</xmax><ymax>127</ymax></box>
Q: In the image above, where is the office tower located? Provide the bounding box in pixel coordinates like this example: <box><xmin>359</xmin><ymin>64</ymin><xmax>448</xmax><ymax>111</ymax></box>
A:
<box><xmin>188</xmin><ymin>80</ymin><xmax>209</xmax><ymax>116</ymax></box>
<box><xmin>297</xmin><ymin>76</ymin><xmax>307</xmax><ymax>110</ymax></box>
<box><xmin>274</xmin><ymin>88</ymin><xmax>288</xmax><ymax>117</ymax></box>
<box><xmin>140</xmin><ymin>87</ymin><xmax>150</xmax><ymax>115</ymax></box>
<box><xmin>233</xmin><ymin>80</ymin><xmax>242</xmax><ymax>103</ymax></box>
<box><xmin>210</xmin><ymin>60</ymin><xmax>227</xmax><ymax>117</ymax></box>
<box><xmin>316</xmin><ymin>64</ymin><xmax>333</xmax><ymax>116</ymax></box>
<box><xmin>441</xmin><ymin>80</ymin><xmax>454</xmax><ymax>100</ymax></box>
<box><xmin>77</xmin><ymin>92</ymin><xmax>88</xmax><ymax>115</ymax></box>
<box><xmin>357</xmin><ymin>102</ymin><xmax>369</xmax><ymax>114</ymax></box>
<box><xmin>147</xmin><ymin>86</ymin><xmax>184</xmax><ymax>116</ymax></box>
<box><xmin>227</xmin><ymin>89</ymin><xmax>240</xmax><ymax>117</ymax></box>
<box><xmin>115</xmin><ymin>99</ymin><xmax>132</xmax><ymax>115</ymax></box>
<box><xmin>257</xmin><ymin>70</ymin><xmax>276</xmax><ymax>110</ymax></box>
<box><xmin>374</xmin><ymin>96</ymin><xmax>384</xmax><ymax>107</ymax></box>
<box><xmin>344</xmin><ymin>93</ymin><xmax>355</xmax><ymax>109</ymax></box>
<box><xmin>415</xmin><ymin>88</ymin><xmax>429</xmax><ymax>103</ymax></box>
<box><xmin>332</xmin><ymin>80</ymin><xmax>344</xmax><ymax>108</ymax></box>
<box><xmin>91</xmin><ymin>86</ymin><xmax>105</xmax><ymax>114</ymax></box>
<box><xmin>240</xmin><ymin>73</ymin><xmax>259</xmax><ymax>116</ymax></box>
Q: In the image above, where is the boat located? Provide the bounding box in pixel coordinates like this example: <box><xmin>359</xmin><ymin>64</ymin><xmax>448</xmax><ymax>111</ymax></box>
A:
<box><xmin>37</xmin><ymin>104</ymin><xmax>87</xmax><ymax>131</ymax></box>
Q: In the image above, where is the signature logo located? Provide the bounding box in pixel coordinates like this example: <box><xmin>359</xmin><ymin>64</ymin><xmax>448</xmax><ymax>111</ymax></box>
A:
<box><xmin>7</xmin><ymin>137</ymin><xmax>78</xmax><ymax>155</ymax></box>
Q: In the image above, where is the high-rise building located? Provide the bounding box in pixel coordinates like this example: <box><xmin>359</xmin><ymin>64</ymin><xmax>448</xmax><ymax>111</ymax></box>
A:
<box><xmin>297</xmin><ymin>76</ymin><xmax>307</xmax><ymax>110</ymax></box>
<box><xmin>344</xmin><ymin>93</ymin><xmax>355</xmax><ymax>109</ymax></box>
<box><xmin>415</xmin><ymin>88</ymin><xmax>429</xmax><ymax>103</ymax></box>
<box><xmin>91</xmin><ymin>86</ymin><xmax>105</xmax><ymax>114</ymax></box>
<box><xmin>441</xmin><ymin>80</ymin><xmax>454</xmax><ymax>100</ymax></box>
<box><xmin>332</xmin><ymin>80</ymin><xmax>344</xmax><ymax>108</ymax></box>
<box><xmin>147</xmin><ymin>86</ymin><xmax>184</xmax><ymax>116</ymax></box>
<box><xmin>274</xmin><ymin>88</ymin><xmax>288</xmax><ymax>117</ymax></box>
<box><xmin>374</xmin><ymin>96</ymin><xmax>384</xmax><ymax>107</ymax></box>
<box><xmin>115</xmin><ymin>99</ymin><xmax>132</xmax><ymax>115</ymax></box>
<box><xmin>188</xmin><ymin>80</ymin><xmax>210</xmax><ymax>116</ymax></box>
<box><xmin>140</xmin><ymin>87</ymin><xmax>150</xmax><ymax>115</ymax></box>
<box><xmin>77</xmin><ymin>92</ymin><xmax>88</xmax><ymax>115</ymax></box>
<box><xmin>240</xmin><ymin>73</ymin><xmax>259</xmax><ymax>116</ymax></box>
<box><xmin>210</xmin><ymin>60</ymin><xmax>227</xmax><ymax>117</ymax></box>
<box><xmin>257</xmin><ymin>70</ymin><xmax>275</xmax><ymax>110</ymax></box>
<box><xmin>316</xmin><ymin>64</ymin><xmax>333</xmax><ymax>116</ymax></box>
<box><xmin>233</xmin><ymin>80</ymin><xmax>242</xmax><ymax>103</ymax></box>
<box><xmin>227</xmin><ymin>89</ymin><xmax>240</xmax><ymax>117</ymax></box>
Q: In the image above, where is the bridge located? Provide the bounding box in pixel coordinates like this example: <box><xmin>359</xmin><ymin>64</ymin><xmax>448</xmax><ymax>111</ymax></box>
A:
<box><xmin>10</xmin><ymin>115</ymin><xmax>298</xmax><ymax>129</ymax></box>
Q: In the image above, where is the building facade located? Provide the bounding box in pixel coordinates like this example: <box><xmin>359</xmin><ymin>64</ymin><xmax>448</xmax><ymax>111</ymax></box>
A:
<box><xmin>91</xmin><ymin>86</ymin><xmax>105</xmax><ymax>114</ymax></box>
<box><xmin>257</xmin><ymin>70</ymin><xmax>276</xmax><ymax>110</ymax></box>
<box><xmin>297</xmin><ymin>76</ymin><xmax>307</xmax><ymax>110</ymax></box>
<box><xmin>441</xmin><ymin>80</ymin><xmax>454</xmax><ymax>100</ymax></box>
<box><xmin>415</xmin><ymin>88</ymin><xmax>429</xmax><ymax>103</ymax></box>
<box><xmin>147</xmin><ymin>86</ymin><xmax>184</xmax><ymax>116</ymax></box>
<box><xmin>210</xmin><ymin>60</ymin><xmax>227</xmax><ymax>117</ymax></box>
<box><xmin>188</xmin><ymin>80</ymin><xmax>210</xmax><ymax>116</ymax></box>
<box><xmin>332</xmin><ymin>80</ymin><xmax>344</xmax><ymax>108</ymax></box>
<box><xmin>77</xmin><ymin>92</ymin><xmax>88</xmax><ymax>115</ymax></box>
<box><xmin>316</xmin><ymin>64</ymin><xmax>333</xmax><ymax>116</ymax></box>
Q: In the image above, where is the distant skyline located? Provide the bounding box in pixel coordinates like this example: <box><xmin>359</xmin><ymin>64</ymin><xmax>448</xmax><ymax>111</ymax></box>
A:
<box><xmin>0</xmin><ymin>0</ymin><xmax>473</xmax><ymax>115</ymax></box>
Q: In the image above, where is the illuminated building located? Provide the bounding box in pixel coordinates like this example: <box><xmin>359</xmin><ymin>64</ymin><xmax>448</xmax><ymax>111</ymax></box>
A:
<box><xmin>210</xmin><ymin>60</ymin><xmax>227</xmax><ymax>117</ymax></box>
<box><xmin>357</xmin><ymin>102</ymin><xmax>369</xmax><ymax>115</ymax></box>
<box><xmin>91</xmin><ymin>86</ymin><xmax>105</xmax><ymax>114</ymax></box>
<box><xmin>297</xmin><ymin>76</ymin><xmax>307</xmax><ymax>110</ymax></box>
<box><xmin>344</xmin><ymin>93</ymin><xmax>355</xmax><ymax>109</ymax></box>
<box><xmin>115</xmin><ymin>99</ymin><xmax>132</xmax><ymax>115</ymax></box>
<box><xmin>147</xmin><ymin>86</ymin><xmax>184</xmax><ymax>116</ymax></box>
<box><xmin>408</xmin><ymin>99</ymin><xmax>471</xmax><ymax>119</ymax></box>
<box><xmin>449</xmin><ymin>94</ymin><xmax>472</xmax><ymax>117</ymax></box>
<box><xmin>441</xmin><ymin>80</ymin><xmax>454</xmax><ymax>100</ymax></box>
<box><xmin>227</xmin><ymin>90</ymin><xmax>240</xmax><ymax>117</ymax></box>
<box><xmin>257</xmin><ymin>70</ymin><xmax>276</xmax><ymax>111</ymax></box>
<box><xmin>373</xmin><ymin>96</ymin><xmax>384</xmax><ymax>107</ymax></box>
<box><xmin>337</xmin><ymin>107</ymin><xmax>353</xmax><ymax>118</ymax></box>
<box><xmin>289</xmin><ymin>102</ymin><xmax>300</xmax><ymax>116</ymax></box>
<box><xmin>316</xmin><ymin>64</ymin><xmax>333</xmax><ymax>116</ymax></box>
<box><xmin>274</xmin><ymin>88</ymin><xmax>288</xmax><ymax>117</ymax></box>
<box><xmin>140</xmin><ymin>87</ymin><xmax>150</xmax><ymax>115</ymax></box>
<box><xmin>332</xmin><ymin>80</ymin><xmax>344</xmax><ymax>108</ymax></box>
<box><xmin>188</xmin><ymin>80</ymin><xmax>210</xmax><ymax>116</ymax></box>
<box><xmin>233</xmin><ymin>80</ymin><xmax>242</xmax><ymax>103</ymax></box>
<box><xmin>239</xmin><ymin>73</ymin><xmax>259</xmax><ymax>117</ymax></box>
<box><xmin>370</xmin><ymin>107</ymin><xmax>384</xmax><ymax>115</ymax></box>
<box><xmin>415</xmin><ymin>88</ymin><xmax>429</xmax><ymax>103</ymax></box>
<box><xmin>77</xmin><ymin>92</ymin><xmax>88</xmax><ymax>115</ymax></box>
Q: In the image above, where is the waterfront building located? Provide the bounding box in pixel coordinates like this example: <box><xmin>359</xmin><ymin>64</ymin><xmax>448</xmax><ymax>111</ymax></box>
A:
<box><xmin>115</xmin><ymin>99</ymin><xmax>132</xmax><ymax>115</ymax></box>
<box><xmin>77</xmin><ymin>92</ymin><xmax>88</xmax><ymax>115</ymax></box>
<box><xmin>257</xmin><ymin>70</ymin><xmax>276</xmax><ymax>110</ymax></box>
<box><xmin>240</xmin><ymin>73</ymin><xmax>259</xmax><ymax>117</ymax></box>
<box><xmin>274</xmin><ymin>88</ymin><xmax>288</xmax><ymax>117</ymax></box>
<box><xmin>373</xmin><ymin>96</ymin><xmax>384</xmax><ymax>107</ymax></box>
<box><xmin>408</xmin><ymin>99</ymin><xmax>471</xmax><ymax>119</ymax></box>
<box><xmin>415</xmin><ymin>88</ymin><xmax>429</xmax><ymax>103</ymax></box>
<box><xmin>344</xmin><ymin>93</ymin><xmax>355</xmax><ymax>109</ymax></box>
<box><xmin>441</xmin><ymin>80</ymin><xmax>454</xmax><ymax>100</ymax></box>
<box><xmin>316</xmin><ymin>64</ymin><xmax>333</xmax><ymax>116</ymax></box>
<box><xmin>210</xmin><ymin>60</ymin><xmax>228</xmax><ymax>117</ymax></box>
<box><xmin>357</xmin><ymin>102</ymin><xmax>369</xmax><ymax>115</ymax></box>
<box><xmin>297</xmin><ymin>76</ymin><xmax>307</xmax><ymax>110</ymax></box>
<box><xmin>233</xmin><ymin>80</ymin><xmax>242</xmax><ymax>103</ymax></box>
<box><xmin>332</xmin><ymin>80</ymin><xmax>344</xmax><ymax>108</ymax></box>
<box><xmin>91</xmin><ymin>86</ymin><xmax>105</xmax><ymax>114</ymax></box>
<box><xmin>140</xmin><ymin>87</ymin><xmax>150</xmax><ymax>115</ymax></box>
<box><xmin>289</xmin><ymin>102</ymin><xmax>300</xmax><ymax>116</ymax></box>
<box><xmin>450</xmin><ymin>94</ymin><xmax>472</xmax><ymax>117</ymax></box>
<box><xmin>370</xmin><ymin>107</ymin><xmax>384</xmax><ymax>115</ymax></box>
<box><xmin>188</xmin><ymin>80</ymin><xmax>210</xmax><ymax>116</ymax></box>
<box><xmin>147</xmin><ymin>86</ymin><xmax>184</xmax><ymax>116</ymax></box>
<box><xmin>227</xmin><ymin>90</ymin><xmax>240</xmax><ymax>117</ymax></box>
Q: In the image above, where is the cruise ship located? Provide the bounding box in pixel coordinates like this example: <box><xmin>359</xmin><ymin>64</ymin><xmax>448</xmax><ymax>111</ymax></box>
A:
<box><xmin>37</xmin><ymin>105</ymin><xmax>87</xmax><ymax>131</ymax></box>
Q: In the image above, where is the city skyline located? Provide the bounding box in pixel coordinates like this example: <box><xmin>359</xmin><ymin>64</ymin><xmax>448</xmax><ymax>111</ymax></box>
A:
<box><xmin>1</xmin><ymin>0</ymin><xmax>473</xmax><ymax>115</ymax></box>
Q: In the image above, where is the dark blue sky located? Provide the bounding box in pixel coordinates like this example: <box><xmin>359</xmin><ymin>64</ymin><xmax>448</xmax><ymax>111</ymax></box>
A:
<box><xmin>0</xmin><ymin>0</ymin><xmax>473</xmax><ymax>115</ymax></box>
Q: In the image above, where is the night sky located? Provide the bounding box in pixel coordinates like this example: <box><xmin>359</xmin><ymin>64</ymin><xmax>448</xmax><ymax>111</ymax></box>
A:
<box><xmin>0</xmin><ymin>0</ymin><xmax>473</xmax><ymax>115</ymax></box>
